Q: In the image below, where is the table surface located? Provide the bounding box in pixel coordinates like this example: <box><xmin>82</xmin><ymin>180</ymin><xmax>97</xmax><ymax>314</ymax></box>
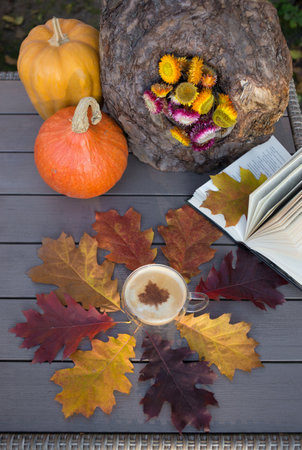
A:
<box><xmin>1</xmin><ymin>80</ymin><xmax>302</xmax><ymax>435</ymax></box>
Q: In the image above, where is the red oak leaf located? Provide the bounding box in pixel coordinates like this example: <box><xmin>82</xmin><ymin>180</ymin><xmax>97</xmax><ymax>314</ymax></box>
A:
<box><xmin>10</xmin><ymin>292</ymin><xmax>115</xmax><ymax>363</ymax></box>
<box><xmin>158</xmin><ymin>205</ymin><xmax>222</xmax><ymax>282</ymax></box>
<box><xmin>196</xmin><ymin>247</ymin><xmax>288</xmax><ymax>310</ymax></box>
<box><xmin>92</xmin><ymin>208</ymin><xmax>157</xmax><ymax>270</ymax></box>
<box><xmin>139</xmin><ymin>333</ymin><xmax>218</xmax><ymax>433</ymax></box>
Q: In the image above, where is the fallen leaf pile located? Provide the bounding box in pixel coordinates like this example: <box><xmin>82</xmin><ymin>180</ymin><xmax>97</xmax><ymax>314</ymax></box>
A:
<box><xmin>10</xmin><ymin>204</ymin><xmax>287</xmax><ymax>432</ymax></box>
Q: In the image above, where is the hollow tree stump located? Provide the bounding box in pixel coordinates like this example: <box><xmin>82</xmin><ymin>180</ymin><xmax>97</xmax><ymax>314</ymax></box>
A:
<box><xmin>99</xmin><ymin>0</ymin><xmax>292</xmax><ymax>173</ymax></box>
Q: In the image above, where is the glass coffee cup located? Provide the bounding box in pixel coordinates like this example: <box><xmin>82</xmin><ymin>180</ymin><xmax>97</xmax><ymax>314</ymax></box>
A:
<box><xmin>121</xmin><ymin>264</ymin><xmax>209</xmax><ymax>326</ymax></box>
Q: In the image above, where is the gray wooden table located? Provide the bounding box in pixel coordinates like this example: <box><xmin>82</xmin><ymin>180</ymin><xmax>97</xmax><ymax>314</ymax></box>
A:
<box><xmin>1</xmin><ymin>78</ymin><xmax>302</xmax><ymax>447</ymax></box>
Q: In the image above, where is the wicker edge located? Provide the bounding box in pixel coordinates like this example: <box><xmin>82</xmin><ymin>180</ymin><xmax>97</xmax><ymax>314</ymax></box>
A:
<box><xmin>0</xmin><ymin>72</ymin><xmax>301</xmax><ymax>448</ymax></box>
<box><xmin>0</xmin><ymin>433</ymin><xmax>302</xmax><ymax>449</ymax></box>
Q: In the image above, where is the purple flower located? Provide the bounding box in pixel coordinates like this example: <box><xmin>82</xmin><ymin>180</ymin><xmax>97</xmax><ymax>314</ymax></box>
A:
<box><xmin>143</xmin><ymin>90</ymin><xmax>163</xmax><ymax>114</ymax></box>
<box><xmin>190</xmin><ymin>120</ymin><xmax>220</xmax><ymax>144</ymax></box>
<box><xmin>192</xmin><ymin>139</ymin><xmax>215</xmax><ymax>152</ymax></box>
<box><xmin>172</xmin><ymin>108</ymin><xmax>200</xmax><ymax>126</ymax></box>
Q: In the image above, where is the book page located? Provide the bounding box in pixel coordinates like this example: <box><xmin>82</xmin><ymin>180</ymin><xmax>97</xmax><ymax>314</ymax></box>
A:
<box><xmin>188</xmin><ymin>136</ymin><xmax>291</xmax><ymax>241</ymax></box>
<box><xmin>245</xmin><ymin>146</ymin><xmax>302</xmax><ymax>238</ymax></box>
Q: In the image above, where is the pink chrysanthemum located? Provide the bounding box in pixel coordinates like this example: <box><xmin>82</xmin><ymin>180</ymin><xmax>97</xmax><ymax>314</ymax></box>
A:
<box><xmin>143</xmin><ymin>90</ymin><xmax>163</xmax><ymax>114</ymax></box>
<box><xmin>172</xmin><ymin>108</ymin><xmax>200</xmax><ymax>126</ymax></box>
<box><xmin>190</xmin><ymin>120</ymin><xmax>220</xmax><ymax>144</ymax></box>
<box><xmin>192</xmin><ymin>139</ymin><xmax>215</xmax><ymax>152</ymax></box>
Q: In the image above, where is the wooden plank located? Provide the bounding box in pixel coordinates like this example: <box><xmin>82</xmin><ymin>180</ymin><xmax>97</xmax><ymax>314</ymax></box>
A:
<box><xmin>0</xmin><ymin>82</ymin><xmax>36</xmax><ymax>114</ymax></box>
<box><xmin>0</xmin><ymin>361</ymin><xmax>302</xmax><ymax>432</ymax></box>
<box><xmin>0</xmin><ymin>195</ymin><xmax>232</xmax><ymax>244</ymax></box>
<box><xmin>0</xmin><ymin>244</ymin><xmax>300</xmax><ymax>299</ymax></box>
<box><xmin>4</xmin><ymin>298</ymin><xmax>302</xmax><ymax>362</ymax></box>
<box><xmin>0</xmin><ymin>154</ymin><xmax>208</xmax><ymax>196</ymax></box>
<box><xmin>0</xmin><ymin>115</ymin><xmax>42</xmax><ymax>152</ymax></box>
<box><xmin>0</xmin><ymin>111</ymin><xmax>295</xmax><ymax>154</ymax></box>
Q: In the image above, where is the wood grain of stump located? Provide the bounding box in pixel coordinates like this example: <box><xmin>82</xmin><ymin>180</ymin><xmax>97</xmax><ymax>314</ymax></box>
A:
<box><xmin>99</xmin><ymin>0</ymin><xmax>292</xmax><ymax>173</ymax></box>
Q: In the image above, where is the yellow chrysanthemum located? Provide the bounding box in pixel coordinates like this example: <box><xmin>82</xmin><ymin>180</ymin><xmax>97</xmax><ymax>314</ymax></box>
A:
<box><xmin>178</xmin><ymin>57</ymin><xmax>189</xmax><ymax>72</ymax></box>
<box><xmin>218</xmin><ymin>93</ymin><xmax>232</xmax><ymax>105</ymax></box>
<box><xmin>192</xmin><ymin>89</ymin><xmax>214</xmax><ymax>115</ymax></box>
<box><xmin>213</xmin><ymin>104</ymin><xmax>238</xmax><ymax>128</ymax></box>
<box><xmin>151</xmin><ymin>83</ymin><xmax>173</xmax><ymax>97</ymax></box>
<box><xmin>201</xmin><ymin>74</ymin><xmax>216</xmax><ymax>88</ymax></box>
<box><xmin>159</xmin><ymin>54</ymin><xmax>181</xmax><ymax>84</ymax></box>
<box><xmin>170</xmin><ymin>127</ymin><xmax>191</xmax><ymax>146</ymax></box>
<box><xmin>187</xmin><ymin>56</ymin><xmax>203</xmax><ymax>85</ymax></box>
<box><xmin>175</xmin><ymin>82</ymin><xmax>198</xmax><ymax>106</ymax></box>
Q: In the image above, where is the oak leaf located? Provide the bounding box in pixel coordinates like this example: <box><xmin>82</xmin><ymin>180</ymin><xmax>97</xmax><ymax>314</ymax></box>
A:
<box><xmin>28</xmin><ymin>233</ymin><xmax>120</xmax><ymax>312</ymax></box>
<box><xmin>51</xmin><ymin>334</ymin><xmax>136</xmax><ymax>417</ymax></box>
<box><xmin>201</xmin><ymin>168</ymin><xmax>267</xmax><ymax>226</ymax></box>
<box><xmin>10</xmin><ymin>292</ymin><xmax>115</xmax><ymax>363</ymax></box>
<box><xmin>196</xmin><ymin>247</ymin><xmax>287</xmax><ymax>310</ymax></box>
<box><xmin>92</xmin><ymin>208</ymin><xmax>157</xmax><ymax>270</ymax></box>
<box><xmin>139</xmin><ymin>334</ymin><xmax>218</xmax><ymax>433</ymax></box>
<box><xmin>158</xmin><ymin>205</ymin><xmax>222</xmax><ymax>282</ymax></box>
<box><xmin>176</xmin><ymin>313</ymin><xmax>262</xmax><ymax>380</ymax></box>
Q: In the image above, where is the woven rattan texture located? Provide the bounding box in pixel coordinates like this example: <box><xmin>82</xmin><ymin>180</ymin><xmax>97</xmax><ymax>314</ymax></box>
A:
<box><xmin>1</xmin><ymin>433</ymin><xmax>302</xmax><ymax>449</ymax></box>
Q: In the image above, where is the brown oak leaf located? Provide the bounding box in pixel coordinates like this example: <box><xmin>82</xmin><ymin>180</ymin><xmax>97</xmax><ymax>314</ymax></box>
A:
<box><xmin>139</xmin><ymin>333</ymin><xmax>218</xmax><ymax>433</ymax></box>
<box><xmin>201</xmin><ymin>168</ymin><xmax>267</xmax><ymax>227</ymax></box>
<box><xmin>92</xmin><ymin>208</ymin><xmax>157</xmax><ymax>270</ymax></box>
<box><xmin>158</xmin><ymin>205</ymin><xmax>222</xmax><ymax>282</ymax></box>
<box><xmin>28</xmin><ymin>233</ymin><xmax>120</xmax><ymax>312</ymax></box>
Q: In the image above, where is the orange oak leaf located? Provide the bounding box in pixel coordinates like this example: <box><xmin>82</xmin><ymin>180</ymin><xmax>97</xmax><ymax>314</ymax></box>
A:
<box><xmin>157</xmin><ymin>205</ymin><xmax>222</xmax><ymax>282</ymax></box>
<box><xmin>176</xmin><ymin>313</ymin><xmax>262</xmax><ymax>380</ymax></box>
<box><xmin>201</xmin><ymin>168</ymin><xmax>267</xmax><ymax>227</ymax></box>
<box><xmin>28</xmin><ymin>232</ymin><xmax>120</xmax><ymax>312</ymax></box>
<box><xmin>10</xmin><ymin>292</ymin><xmax>115</xmax><ymax>363</ymax></box>
<box><xmin>92</xmin><ymin>208</ymin><xmax>157</xmax><ymax>270</ymax></box>
<box><xmin>51</xmin><ymin>334</ymin><xmax>136</xmax><ymax>417</ymax></box>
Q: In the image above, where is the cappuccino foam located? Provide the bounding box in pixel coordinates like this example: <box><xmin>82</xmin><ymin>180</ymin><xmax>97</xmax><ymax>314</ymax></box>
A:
<box><xmin>123</xmin><ymin>265</ymin><xmax>187</xmax><ymax>325</ymax></box>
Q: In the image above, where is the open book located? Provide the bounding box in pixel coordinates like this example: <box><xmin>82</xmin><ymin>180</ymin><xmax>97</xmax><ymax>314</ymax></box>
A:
<box><xmin>188</xmin><ymin>136</ymin><xmax>302</xmax><ymax>289</ymax></box>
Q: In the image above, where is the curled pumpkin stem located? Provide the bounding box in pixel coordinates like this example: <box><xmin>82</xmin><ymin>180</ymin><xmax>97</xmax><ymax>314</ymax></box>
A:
<box><xmin>71</xmin><ymin>97</ymin><xmax>102</xmax><ymax>133</ymax></box>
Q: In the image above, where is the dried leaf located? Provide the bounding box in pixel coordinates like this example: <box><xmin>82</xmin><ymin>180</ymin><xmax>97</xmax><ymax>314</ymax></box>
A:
<box><xmin>139</xmin><ymin>334</ymin><xmax>218</xmax><ymax>433</ymax></box>
<box><xmin>201</xmin><ymin>168</ymin><xmax>267</xmax><ymax>226</ymax></box>
<box><xmin>93</xmin><ymin>208</ymin><xmax>157</xmax><ymax>270</ymax></box>
<box><xmin>2</xmin><ymin>15</ymin><xmax>24</xmax><ymax>25</ymax></box>
<box><xmin>196</xmin><ymin>247</ymin><xmax>287</xmax><ymax>310</ymax></box>
<box><xmin>28</xmin><ymin>232</ymin><xmax>120</xmax><ymax>312</ymax></box>
<box><xmin>52</xmin><ymin>334</ymin><xmax>136</xmax><ymax>417</ymax></box>
<box><xmin>10</xmin><ymin>292</ymin><xmax>115</xmax><ymax>363</ymax></box>
<box><xmin>158</xmin><ymin>205</ymin><xmax>222</xmax><ymax>282</ymax></box>
<box><xmin>177</xmin><ymin>313</ymin><xmax>262</xmax><ymax>380</ymax></box>
<box><xmin>4</xmin><ymin>55</ymin><xmax>17</xmax><ymax>65</ymax></box>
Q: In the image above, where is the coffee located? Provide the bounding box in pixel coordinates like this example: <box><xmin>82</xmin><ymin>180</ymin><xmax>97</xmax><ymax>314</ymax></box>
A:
<box><xmin>122</xmin><ymin>265</ymin><xmax>187</xmax><ymax>325</ymax></box>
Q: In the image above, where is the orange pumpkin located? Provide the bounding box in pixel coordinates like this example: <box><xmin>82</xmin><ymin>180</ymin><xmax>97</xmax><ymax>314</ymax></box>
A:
<box><xmin>34</xmin><ymin>97</ymin><xmax>128</xmax><ymax>198</ymax></box>
<box><xmin>17</xmin><ymin>17</ymin><xmax>101</xmax><ymax>119</ymax></box>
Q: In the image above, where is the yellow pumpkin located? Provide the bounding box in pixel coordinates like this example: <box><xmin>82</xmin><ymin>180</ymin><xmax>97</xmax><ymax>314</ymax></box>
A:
<box><xmin>17</xmin><ymin>17</ymin><xmax>101</xmax><ymax>119</ymax></box>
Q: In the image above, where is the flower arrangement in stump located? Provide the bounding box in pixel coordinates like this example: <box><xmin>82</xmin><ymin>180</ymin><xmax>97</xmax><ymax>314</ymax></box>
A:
<box><xmin>143</xmin><ymin>54</ymin><xmax>238</xmax><ymax>152</ymax></box>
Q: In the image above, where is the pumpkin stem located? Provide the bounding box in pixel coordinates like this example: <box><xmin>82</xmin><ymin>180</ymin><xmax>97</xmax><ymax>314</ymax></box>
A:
<box><xmin>48</xmin><ymin>17</ymin><xmax>70</xmax><ymax>47</ymax></box>
<box><xmin>72</xmin><ymin>97</ymin><xmax>102</xmax><ymax>133</ymax></box>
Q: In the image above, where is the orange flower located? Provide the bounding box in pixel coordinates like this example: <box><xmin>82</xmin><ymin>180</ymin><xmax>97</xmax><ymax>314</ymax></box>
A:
<box><xmin>159</xmin><ymin>54</ymin><xmax>181</xmax><ymax>84</ymax></box>
<box><xmin>187</xmin><ymin>56</ymin><xmax>203</xmax><ymax>85</ymax></box>
<box><xmin>192</xmin><ymin>89</ymin><xmax>214</xmax><ymax>115</ymax></box>
<box><xmin>170</xmin><ymin>127</ymin><xmax>191</xmax><ymax>146</ymax></box>
<box><xmin>151</xmin><ymin>83</ymin><xmax>173</xmax><ymax>97</ymax></box>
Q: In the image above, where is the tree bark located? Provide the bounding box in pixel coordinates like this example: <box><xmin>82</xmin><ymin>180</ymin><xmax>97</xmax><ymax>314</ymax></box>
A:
<box><xmin>99</xmin><ymin>0</ymin><xmax>292</xmax><ymax>172</ymax></box>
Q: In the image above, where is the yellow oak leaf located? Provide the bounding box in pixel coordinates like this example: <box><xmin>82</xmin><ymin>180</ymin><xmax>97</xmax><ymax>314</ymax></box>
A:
<box><xmin>51</xmin><ymin>334</ymin><xmax>136</xmax><ymax>417</ymax></box>
<box><xmin>201</xmin><ymin>168</ymin><xmax>267</xmax><ymax>227</ymax></box>
<box><xmin>176</xmin><ymin>313</ymin><xmax>262</xmax><ymax>380</ymax></box>
<box><xmin>28</xmin><ymin>232</ymin><xmax>120</xmax><ymax>312</ymax></box>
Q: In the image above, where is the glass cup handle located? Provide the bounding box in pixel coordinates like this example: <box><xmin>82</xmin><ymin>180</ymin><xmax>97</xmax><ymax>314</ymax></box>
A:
<box><xmin>187</xmin><ymin>292</ymin><xmax>209</xmax><ymax>313</ymax></box>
